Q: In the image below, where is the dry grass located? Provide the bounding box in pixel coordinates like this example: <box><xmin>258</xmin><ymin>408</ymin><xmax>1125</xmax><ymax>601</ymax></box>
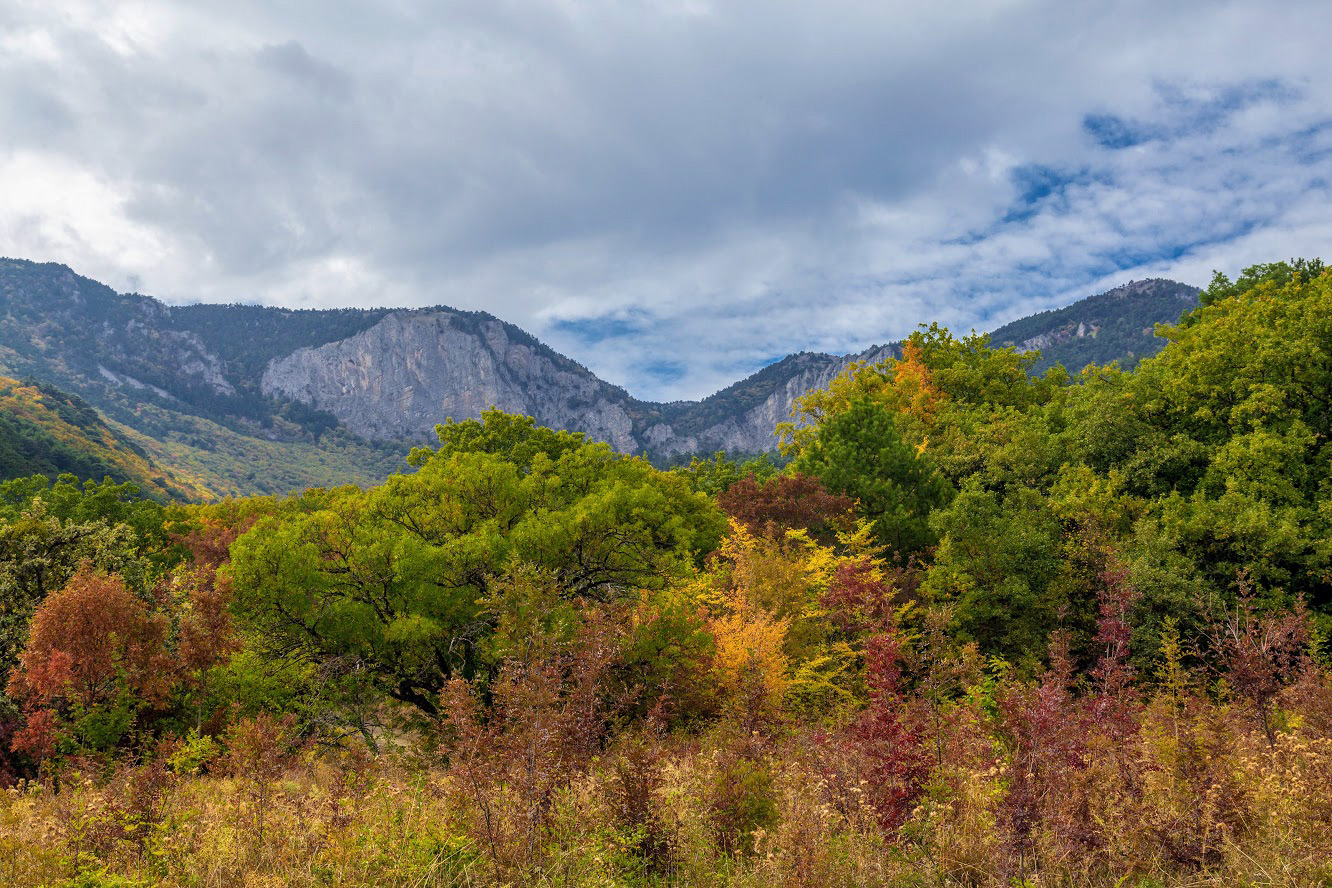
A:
<box><xmin>3</xmin><ymin>693</ymin><xmax>1332</xmax><ymax>888</ymax></box>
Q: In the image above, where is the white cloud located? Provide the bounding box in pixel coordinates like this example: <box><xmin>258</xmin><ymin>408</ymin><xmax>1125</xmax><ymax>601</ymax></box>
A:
<box><xmin>0</xmin><ymin>153</ymin><xmax>169</xmax><ymax>281</ymax></box>
<box><xmin>2</xmin><ymin>0</ymin><xmax>1331</xmax><ymax>399</ymax></box>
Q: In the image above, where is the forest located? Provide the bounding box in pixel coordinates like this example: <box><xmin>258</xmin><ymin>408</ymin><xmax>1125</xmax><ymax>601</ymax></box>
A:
<box><xmin>0</xmin><ymin>260</ymin><xmax>1329</xmax><ymax>887</ymax></box>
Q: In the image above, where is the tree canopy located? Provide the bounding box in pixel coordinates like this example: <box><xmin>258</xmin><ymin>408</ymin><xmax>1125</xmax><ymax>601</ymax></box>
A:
<box><xmin>229</xmin><ymin>410</ymin><xmax>726</xmax><ymax>714</ymax></box>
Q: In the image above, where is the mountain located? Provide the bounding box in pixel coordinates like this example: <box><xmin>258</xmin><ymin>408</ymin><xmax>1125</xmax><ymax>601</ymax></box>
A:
<box><xmin>261</xmin><ymin>308</ymin><xmax>645</xmax><ymax>451</ymax></box>
<box><xmin>987</xmin><ymin>278</ymin><xmax>1202</xmax><ymax>374</ymax></box>
<box><xmin>0</xmin><ymin>374</ymin><xmax>192</xmax><ymax>499</ymax></box>
<box><xmin>0</xmin><ymin>258</ymin><xmax>1199</xmax><ymax>496</ymax></box>
<box><xmin>259</xmin><ymin>315</ymin><xmax>897</xmax><ymax>459</ymax></box>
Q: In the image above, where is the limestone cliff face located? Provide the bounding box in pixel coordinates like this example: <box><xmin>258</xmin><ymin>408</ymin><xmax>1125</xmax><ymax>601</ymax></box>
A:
<box><xmin>260</xmin><ymin>306</ymin><xmax>898</xmax><ymax>458</ymax></box>
<box><xmin>261</xmin><ymin>310</ymin><xmax>640</xmax><ymax>451</ymax></box>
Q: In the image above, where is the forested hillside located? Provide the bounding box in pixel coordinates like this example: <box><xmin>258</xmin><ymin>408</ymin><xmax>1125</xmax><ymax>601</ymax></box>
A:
<box><xmin>0</xmin><ymin>376</ymin><xmax>191</xmax><ymax>500</ymax></box>
<box><xmin>2</xmin><ymin>259</ymin><xmax>1201</xmax><ymax>494</ymax></box>
<box><xmin>988</xmin><ymin>277</ymin><xmax>1200</xmax><ymax>373</ymax></box>
<box><xmin>1</xmin><ymin>260</ymin><xmax>1329</xmax><ymax>887</ymax></box>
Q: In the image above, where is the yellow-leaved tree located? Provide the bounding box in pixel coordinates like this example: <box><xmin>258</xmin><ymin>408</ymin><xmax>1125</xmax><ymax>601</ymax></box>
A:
<box><xmin>698</xmin><ymin>519</ymin><xmax>889</xmax><ymax>727</ymax></box>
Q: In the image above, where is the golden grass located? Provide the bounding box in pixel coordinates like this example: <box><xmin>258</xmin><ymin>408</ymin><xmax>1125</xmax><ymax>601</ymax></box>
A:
<box><xmin>4</xmin><ymin>699</ymin><xmax>1332</xmax><ymax>888</ymax></box>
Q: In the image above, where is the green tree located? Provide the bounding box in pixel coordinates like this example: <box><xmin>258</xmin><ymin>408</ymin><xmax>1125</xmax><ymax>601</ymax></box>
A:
<box><xmin>229</xmin><ymin>410</ymin><xmax>725</xmax><ymax>716</ymax></box>
<box><xmin>792</xmin><ymin>399</ymin><xmax>953</xmax><ymax>555</ymax></box>
<box><xmin>923</xmin><ymin>482</ymin><xmax>1065</xmax><ymax>666</ymax></box>
<box><xmin>1108</xmin><ymin>264</ymin><xmax>1329</xmax><ymax>613</ymax></box>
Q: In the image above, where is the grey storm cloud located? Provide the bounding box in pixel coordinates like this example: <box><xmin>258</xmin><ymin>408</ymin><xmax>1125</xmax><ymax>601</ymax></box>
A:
<box><xmin>3</xmin><ymin>0</ymin><xmax>1332</xmax><ymax>400</ymax></box>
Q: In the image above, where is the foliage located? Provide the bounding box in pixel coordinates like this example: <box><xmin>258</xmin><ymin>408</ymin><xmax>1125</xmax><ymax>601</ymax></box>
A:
<box><xmin>793</xmin><ymin>399</ymin><xmax>953</xmax><ymax>554</ymax></box>
<box><xmin>440</xmin><ymin>610</ymin><xmax>620</xmax><ymax>877</ymax></box>
<box><xmin>671</xmin><ymin>450</ymin><xmax>781</xmax><ymax>497</ymax></box>
<box><xmin>717</xmin><ymin>472</ymin><xmax>854</xmax><ymax>545</ymax></box>
<box><xmin>1</xmin><ymin>658</ymin><xmax>1328</xmax><ymax>886</ymax></box>
<box><xmin>780</xmin><ymin>261</ymin><xmax>1331</xmax><ymax>671</ymax></box>
<box><xmin>229</xmin><ymin>410</ymin><xmax>725</xmax><ymax>716</ymax></box>
<box><xmin>0</xmin><ymin>376</ymin><xmax>187</xmax><ymax>500</ymax></box>
<box><xmin>7</xmin><ymin>567</ymin><xmax>172</xmax><ymax>757</ymax></box>
<box><xmin>923</xmin><ymin>481</ymin><xmax>1067</xmax><ymax>666</ymax></box>
<box><xmin>3</xmin><ymin>260</ymin><xmax>1332</xmax><ymax>885</ymax></box>
<box><xmin>0</xmin><ymin>475</ymin><xmax>174</xmax><ymax>685</ymax></box>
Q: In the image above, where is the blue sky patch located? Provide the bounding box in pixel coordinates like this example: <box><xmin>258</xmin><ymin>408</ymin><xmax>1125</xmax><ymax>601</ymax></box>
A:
<box><xmin>1002</xmin><ymin>164</ymin><xmax>1096</xmax><ymax>223</ymax></box>
<box><xmin>1083</xmin><ymin>114</ymin><xmax>1159</xmax><ymax>149</ymax></box>
<box><xmin>551</xmin><ymin>311</ymin><xmax>651</xmax><ymax>343</ymax></box>
<box><xmin>1087</xmin><ymin>79</ymin><xmax>1301</xmax><ymax>154</ymax></box>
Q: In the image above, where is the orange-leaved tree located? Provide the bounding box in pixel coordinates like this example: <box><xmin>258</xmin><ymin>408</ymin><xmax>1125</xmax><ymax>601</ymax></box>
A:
<box><xmin>7</xmin><ymin>565</ymin><xmax>173</xmax><ymax>758</ymax></box>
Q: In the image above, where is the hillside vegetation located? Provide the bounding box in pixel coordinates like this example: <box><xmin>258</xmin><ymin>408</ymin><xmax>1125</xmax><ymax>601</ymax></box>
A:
<box><xmin>0</xmin><ymin>260</ymin><xmax>1329</xmax><ymax>887</ymax></box>
<box><xmin>987</xmin><ymin>277</ymin><xmax>1200</xmax><ymax>374</ymax></box>
<box><xmin>0</xmin><ymin>376</ymin><xmax>191</xmax><ymax>500</ymax></box>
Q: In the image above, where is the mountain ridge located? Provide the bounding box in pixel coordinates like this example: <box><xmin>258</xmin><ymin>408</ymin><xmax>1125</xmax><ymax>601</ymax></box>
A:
<box><xmin>0</xmin><ymin>257</ymin><xmax>1200</xmax><ymax>494</ymax></box>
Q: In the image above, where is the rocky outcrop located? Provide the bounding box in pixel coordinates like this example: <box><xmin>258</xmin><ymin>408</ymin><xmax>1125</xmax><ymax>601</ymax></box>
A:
<box><xmin>261</xmin><ymin>307</ymin><xmax>898</xmax><ymax>458</ymax></box>
<box><xmin>642</xmin><ymin>345</ymin><xmax>897</xmax><ymax>458</ymax></box>
<box><xmin>262</xmin><ymin>310</ymin><xmax>640</xmax><ymax>451</ymax></box>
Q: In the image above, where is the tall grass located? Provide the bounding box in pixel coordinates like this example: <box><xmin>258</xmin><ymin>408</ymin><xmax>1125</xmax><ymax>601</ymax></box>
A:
<box><xmin>4</xmin><ymin>676</ymin><xmax>1331</xmax><ymax>887</ymax></box>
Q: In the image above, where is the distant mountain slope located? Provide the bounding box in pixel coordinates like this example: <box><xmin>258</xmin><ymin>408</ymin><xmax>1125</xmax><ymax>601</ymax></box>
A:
<box><xmin>633</xmin><ymin>346</ymin><xmax>900</xmax><ymax>457</ymax></box>
<box><xmin>170</xmin><ymin>302</ymin><xmax>395</xmax><ymax>388</ymax></box>
<box><xmin>988</xmin><ymin>278</ymin><xmax>1200</xmax><ymax>374</ymax></box>
<box><xmin>0</xmin><ymin>259</ymin><xmax>411</xmax><ymax>497</ymax></box>
<box><xmin>0</xmin><ymin>257</ymin><xmax>1203</xmax><ymax>495</ymax></box>
<box><xmin>261</xmin><ymin>308</ymin><xmax>646</xmax><ymax>451</ymax></box>
<box><xmin>0</xmin><ymin>375</ymin><xmax>190</xmax><ymax>499</ymax></box>
<box><xmin>104</xmin><ymin>405</ymin><xmax>409</xmax><ymax>499</ymax></box>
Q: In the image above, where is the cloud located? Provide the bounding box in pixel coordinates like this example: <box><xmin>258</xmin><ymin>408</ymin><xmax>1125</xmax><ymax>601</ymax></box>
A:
<box><xmin>2</xmin><ymin>0</ymin><xmax>1331</xmax><ymax>400</ymax></box>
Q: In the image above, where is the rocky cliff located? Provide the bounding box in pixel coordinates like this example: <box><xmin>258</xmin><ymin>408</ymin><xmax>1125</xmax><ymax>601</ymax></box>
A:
<box><xmin>260</xmin><ymin>308</ymin><xmax>900</xmax><ymax>458</ymax></box>
<box><xmin>261</xmin><ymin>310</ymin><xmax>642</xmax><ymax>452</ymax></box>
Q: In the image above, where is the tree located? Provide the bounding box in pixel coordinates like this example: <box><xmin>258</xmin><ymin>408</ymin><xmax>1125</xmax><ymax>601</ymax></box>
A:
<box><xmin>0</xmin><ymin>474</ymin><xmax>176</xmax><ymax>678</ymax></box>
<box><xmin>0</xmin><ymin>501</ymin><xmax>141</xmax><ymax>684</ymax></box>
<box><xmin>793</xmin><ymin>400</ymin><xmax>953</xmax><ymax>555</ymax></box>
<box><xmin>1079</xmin><ymin>263</ymin><xmax>1332</xmax><ymax>616</ymax></box>
<box><xmin>717</xmin><ymin>473</ymin><xmax>854</xmax><ymax>545</ymax></box>
<box><xmin>7</xmin><ymin>566</ymin><xmax>172</xmax><ymax>757</ymax></box>
<box><xmin>229</xmin><ymin>410</ymin><xmax>726</xmax><ymax>716</ymax></box>
<box><xmin>672</xmin><ymin>451</ymin><xmax>780</xmax><ymax>498</ymax></box>
<box><xmin>924</xmin><ymin>482</ymin><xmax>1065</xmax><ymax>666</ymax></box>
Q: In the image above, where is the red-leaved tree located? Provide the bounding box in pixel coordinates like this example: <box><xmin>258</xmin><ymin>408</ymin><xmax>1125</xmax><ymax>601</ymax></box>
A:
<box><xmin>6</xmin><ymin>565</ymin><xmax>173</xmax><ymax>758</ymax></box>
<box><xmin>718</xmin><ymin>473</ymin><xmax>855</xmax><ymax>545</ymax></box>
<box><xmin>1206</xmin><ymin>573</ymin><xmax>1311</xmax><ymax>747</ymax></box>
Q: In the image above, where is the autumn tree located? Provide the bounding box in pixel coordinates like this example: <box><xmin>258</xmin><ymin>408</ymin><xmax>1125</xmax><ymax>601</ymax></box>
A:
<box><xmin>717</xmin><ymin>472</ymin><xmax>854</xmax><ymax>545</ymax></box>
<box><xmin>0</xmin><ymin>475</ymin><xmax>174</xmax><ymax>678</ymax></box>
<box><xmin>7</xmin><ymin>566</ymin><xmax>173</xmax><ymax>757</ymax></box>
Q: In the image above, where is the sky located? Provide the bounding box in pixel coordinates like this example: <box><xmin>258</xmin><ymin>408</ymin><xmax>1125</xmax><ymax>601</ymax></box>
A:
<box><xmin>3</xmin><ymin>1</ymin><xmax>1331</xmax><ymax>402</ymax></box>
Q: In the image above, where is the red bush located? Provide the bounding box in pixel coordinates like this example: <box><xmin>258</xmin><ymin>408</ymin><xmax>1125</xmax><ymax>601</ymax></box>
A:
<box><xmin>718</xmin><ymin>473</ymin><xmax>855</xmax><ymax>545</ymax></box>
